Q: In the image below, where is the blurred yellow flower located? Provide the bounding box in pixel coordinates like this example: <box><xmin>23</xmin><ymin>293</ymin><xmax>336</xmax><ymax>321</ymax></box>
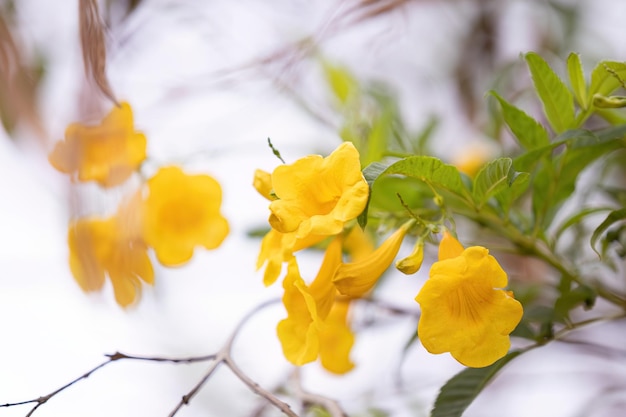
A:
<box><xmin>415</xmin><ymin>239</ymin><xmax>523</xmax><ymax>368</ymax></box>
<box><xmin>333</xmin><ymin>222</ymin><xmax>412</xmax><ymax>297</ymax></box>
<box><xmin>49</xmin><ymin>102</ymin><xmax>147</xmax><ymax>187</ymax></box>
<box><xmin>268</xmin><ymin>142</ymin><xmax>369</xmax><ymax>239</ymax></box>
<box><xmin>68</xmin><ymin>195</ymin><xmax>154</xmax><ymax>307</ymax></box>
<box><xmin>142</xmin><ymin>166</ymin><xmax>229</xmax><ymax>266</ymax></box>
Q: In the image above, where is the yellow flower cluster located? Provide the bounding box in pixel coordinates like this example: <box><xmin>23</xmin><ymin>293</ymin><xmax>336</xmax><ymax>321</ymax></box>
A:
<box><xmin>50</xmin><ymin>103</ymin><xmax>229</xmax><ymax>307</ymax></box>
<box><xmin>255</xmin><ymin>142</ymin><xmax>413</xmax><ymax>373</ymax></box>
<box><xmin>256</xmin><ymin>143</ymin><xmax>523</xmax><ymax>370</ymax></box>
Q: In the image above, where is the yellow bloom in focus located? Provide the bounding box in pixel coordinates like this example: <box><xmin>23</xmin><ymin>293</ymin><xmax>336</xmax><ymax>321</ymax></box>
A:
<box><xmin>253</xmin><ymin>169</ymin><xmax>276</xmax><ymax>201</ymax></box>
<box><xmin>277</xmin><ymin>237</ymin><xmax>356</xmax><ymax>373</ymax></box>
<box><xmin>396</xmin><ymin>239</ymin><xmax>424</xmax><ymax>275</ymax></box>
<box><xmin>68</xmin><ymin>197</ymin><xmax>154</xmax><ymax>307</ymax></box>
<box><xmin>318</xmin><ymin>300</ymin><xmax>355</xmax><ymax>374</ymax></box>
<box><xmin>256</xmin><ymin>229</ymin><xmax>326</xmax><ymax>287</ymax></box>
<box><xmin>333</xmin><ymin>222</ymin><xmax>412</xmax><ymax>297</ymax></box>
<box><xmin>49</xmin><ymin>102</ymin><xmax>147</xmax><ymax>187</ymax></box>
<box><xmin>142</xmin><ymin>166</ymin><xmax>229</xmax><ymax>266</ymax></box>
<box><xmin>268</xmin><ymin>142</ymin><xmax>369</xmax><ymax>239</ymax></box>
<box><xmin>277</xmin><ymin>259</ymin><xmax>321</xmax><ymax>366</ymax></box>
<box><xmin>415</xmin><ymin>240</ymin><xmax>523</xmax><ymax>368</ymax></box>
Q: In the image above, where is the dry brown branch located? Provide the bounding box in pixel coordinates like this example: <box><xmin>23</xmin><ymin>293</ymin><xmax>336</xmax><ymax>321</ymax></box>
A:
<box><xmin>290</xmin><ymin>368</ymin><xmax>348</xmax><ymax>417</ymax></box>
<box><xmin>78</xmin><ymin>0</ymin><xmax>119</xmax><ymax>105</ymax></box>
<box><xmin>0</xmin><ymin>13</ymin><xmax>45</xmax><ymax>139</ymax></box>
<box><xmin>0</xmin><ymin>298</ymin><xmax>298</xmax><ymax>417</ymax></box>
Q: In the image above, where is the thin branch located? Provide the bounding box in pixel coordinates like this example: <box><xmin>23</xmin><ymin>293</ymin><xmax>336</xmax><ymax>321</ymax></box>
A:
<box><xmin>1</xmin><ymin>298</ymin><xmax>294</xmax><ymax>417</ymax></box>
<box><xmin>290</xmin><ymin>368</ymin><xmax>348</xmax><ymax>417</ymax></box>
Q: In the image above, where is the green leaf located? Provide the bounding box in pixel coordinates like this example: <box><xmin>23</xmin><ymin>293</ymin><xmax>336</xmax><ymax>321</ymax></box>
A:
<box><xmin>472</xmin><ymin>158</ymin><xmax>516</xmax><ymax>207</ymax></box>
<box><xmin>554</xmin><ymin>207</ymin><xmax>613</xmax><ymax>242</ymax></box>
<box><xmin>382</xmin><ymin>156</ymin><xmax>467</xmax><ymax>198</ymax></box>
<box><xmin>322</xmin><ymin>62</ymin><xmax>358</xmax><ymax>104</ymax></box>
<box><xmin>495</xmin><ymin>172</ymin><xmax>530</xmax><ymax>214</ymax></box>
<box><xmin>489</xmin><ymin>91</ymin><xmax>550</xmax><ymax>150</ymax></box>
<box><xmin>431</xmin><ymin>351</ymin><xmax>522</xmax><ymax>417</ymax></box>
<box><xmin>358</xmin><ymin>162</ymin><xmax>388</xmax><ymax>229</ymax></box>
<box><xmin>567</xmin><ymin>52</ymin><xmax>587</xmax><ymax>108</ymax></box>
<box><xmin>590</xmin><ymin>208</ymin><xmax>626</xmax><ymax>257</ymax></box>
<box><xmin>589</xmin><ymin>61</ymin><xmax>626</xmax><ymax>104</ymax></box>
<box><xmin>525</xmin><ymin>52</ymin><xmax>575</xmax><ymax>133</ymax></box>
<box><xmin>555</xmin><ymin>284</ymin><xmax>596</xmax><ymax>320</ymax></box>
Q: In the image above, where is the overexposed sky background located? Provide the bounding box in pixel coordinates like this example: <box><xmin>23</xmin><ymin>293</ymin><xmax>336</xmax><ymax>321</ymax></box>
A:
<box><xmin>2</xmin><ymin>1</ymin><xmax>626</xmax><ymax>416</ymax></box>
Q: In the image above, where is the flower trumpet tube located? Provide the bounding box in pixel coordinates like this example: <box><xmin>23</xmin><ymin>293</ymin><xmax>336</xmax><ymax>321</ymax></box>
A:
<box><xmin>333</xmin><ymin>221</ymin><xmax>414</xmax><ymax>297</ymax></box>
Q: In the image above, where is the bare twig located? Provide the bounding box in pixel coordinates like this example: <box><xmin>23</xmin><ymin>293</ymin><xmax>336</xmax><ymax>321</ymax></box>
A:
<box><xmin>1</xmin><ymin>298</ymin><xmax>296</xmax><ymax>417</ymax></box>
<box><xmin>290</xmin><ymin>368</ymin><xmax>348</xmax><ymax>417</ymax></box>
<box><xmin>78</xmin><ymin>0</ymin><xmax>118</xmax><ymax>104</ymax></box>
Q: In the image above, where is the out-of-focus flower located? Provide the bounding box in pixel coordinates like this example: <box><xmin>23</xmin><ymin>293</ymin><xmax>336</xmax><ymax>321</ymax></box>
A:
<box><xmin>49</xmin><ymin>102</ymin><xmax>147</xmax><ymax>187</ymax></box>
<box><xmin>142</xmin><ymin>166</ymin><xmax>229</xmax><ymax>266</ymax></box>
<box><xmin>396</xmin><ymin>239</ymin><xmax>424</xmax><ymax>275</ymax></box>
<box><xmin>68</xmin><ymin>194</ymin><xmax>153</xmax><ymax>307</ymax></box>
<box><xmin>268</xmin><ymin>142</ymin><xmax>369</xmax><ymax>239</ymax></box>
<box><xmin>415</xmin><ymin>236</ymin><xmax>523</xmax><ymax>368</ymax></box>
<box><xmin>333</xmin><ymin>221</ymin><xmax>413</xmax><ymax>297</ymax></box>
<box><xmin>452</xmin><ymin>146</ymin><xmax>490</xmax><ymax>178</ymax></box>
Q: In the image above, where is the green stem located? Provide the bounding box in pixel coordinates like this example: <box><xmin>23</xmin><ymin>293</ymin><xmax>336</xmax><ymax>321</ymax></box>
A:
<box><xmin>459</xmin><ymin>208</ymin><xmax>626</xmax><ymax>308</ymax></box>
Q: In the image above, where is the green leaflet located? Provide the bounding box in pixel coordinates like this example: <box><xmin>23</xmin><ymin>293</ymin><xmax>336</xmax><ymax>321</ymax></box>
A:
<box><xmin>591</xmin><ymin>208</ymin><xmax>626</xmax><ymax>258</ymax></box>
<box><xmin>382</xmin><ymin>156</ymin><xmax>466</xmax><ymax>197</ymax></box>
<box><xmin>525</xmin><ymin>52</ymin><xmax>575</xmax><ymax>133</ymax></box>
<box><xmin>472</xmin><ymin>158</ymin><xmax>521</xmax><ymax>209</ymax></box>
<box><xmin>358</xmin><ymin>162</ymin><xmax>388</xmax><ymax>228</ymax></box>
<box><xmin>431</xmin><ymin>351</ymin><xmax>522</xmax><ymax>417</ymax></box>
<box><xmin>489</xmin><ymin>91</ymin><xmax>550</xmax><ymax>150</ymax></box>
<box><xmin>322</xmin><ymin>61</ymin><xmax>358</xmax><ymax>105</ymax></box>
<box><xmin>567</xmin><ymin>52</ymin><xmax>587</xmax><ymax>109</ymax></box>
<box><xmin>589</xmin><ymin>61</ymin><xmax>626</xmax><ymax>105</ymax></box>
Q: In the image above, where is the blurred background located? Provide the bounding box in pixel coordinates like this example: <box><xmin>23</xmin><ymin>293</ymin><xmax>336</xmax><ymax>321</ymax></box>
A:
<box><xmin>2</xmin><ymin>0</ymin><xmax>626</xmax><ymax>416</ymax></box>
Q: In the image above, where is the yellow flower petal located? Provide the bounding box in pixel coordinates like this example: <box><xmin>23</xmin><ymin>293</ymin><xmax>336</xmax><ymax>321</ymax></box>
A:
<box><xmin>277</xmin><ymin>259</ymin><xmax>320</xmax><ymax>366</ymax></box>
<box><xmin>438</xmin><ymin>230</ymin><xmax>464</xmax><ymax>261</ymax></box>
<box><xmin>343</xmin><ymin>226</ymin><xmax>375</xmax><ymax>262</ymax></box>
<box><xmin>333</xmin><ymin>222</ymin><xmax>411</xmax><ymax>297</ymax></box>
<box><xmin>415</xmin><ymin>246</ymin><xmax>523</xmax><ymax>368</ymax></box>
<box><xmin>318</xmin><ymin>300</ymin><xmax>355</xmax><ymax>374</ymax></box>
<box><xmin>268</xmin><ymin>142</ymin><xmax>369</xmax><ymax>239</ymax></box>
<box><xmin>253</xmin><ymin>169</ymin><xmax>276</xmax><ymax>201</ymax></box>
<box><xmin>49</xmin><ymin>102</ymin><xmax>147</xmax><ymax>187</ymax></box>
<box><xmin>309</xmin><ymin>236</ymin><xmax>343</xmax><ymax>320</ymax></box>
<box><xmin>142</xmin><ymin>166</ymin><xmax>229</xmax><ymax>266</ymax></box>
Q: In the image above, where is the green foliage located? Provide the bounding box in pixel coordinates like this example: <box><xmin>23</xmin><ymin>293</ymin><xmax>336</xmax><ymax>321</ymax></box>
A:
<box><xmin>525</xmin><ymin>52</ymin><xmax>575</xmax><ymax>133</ymax></box>
<box><xmin>591</xmin><ymin>208</ymin><xmax>626</xmax><ymax>258</ymax></box>
<box><xmin>489</xmin><ymin>91</ymin><xmax>550</xmax><ymax>150</ymax></box>
<box><xmin>431</xmin><ymin>352</ymin><xmax>522</xmax><ymax>417</ymax></box>
<box><xmin>567</xmin><ymin>52</ymin><xmax>587</xmax><ymax>108</ymax></box>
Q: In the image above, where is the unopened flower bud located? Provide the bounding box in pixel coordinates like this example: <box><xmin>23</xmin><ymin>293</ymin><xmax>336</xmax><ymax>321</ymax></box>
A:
<box><xmin>395</xmin><ymin>240</ymin><xmax>424</xmax><ymax>275</ymax></box>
